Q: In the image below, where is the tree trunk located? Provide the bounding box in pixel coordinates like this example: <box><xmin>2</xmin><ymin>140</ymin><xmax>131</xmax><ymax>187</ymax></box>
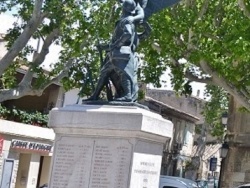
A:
<box><xmin>220</xmin><ymin>96</ymin><xmax>250</xmax><ymax>188</ymax></box>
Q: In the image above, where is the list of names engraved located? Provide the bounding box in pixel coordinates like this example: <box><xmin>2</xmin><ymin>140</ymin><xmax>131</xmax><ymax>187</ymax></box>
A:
<box><xmin>89</xmin><ymin>140</ymin><xmax>132</xmax><ymax>188</ymax></box>
<box><xmin>114</xmin><ymin>144</ymin><xmax>132</xmax><ymax>188</ymax></box>
<box><xmin>50</xmin><ymin>137</ymin><xmax>93</xmax><ymax>188</ymax></box>
<box><xmin>50</xmin><ymin>137</ymin><xmax>132</xmax><ymax>188</ymax></box>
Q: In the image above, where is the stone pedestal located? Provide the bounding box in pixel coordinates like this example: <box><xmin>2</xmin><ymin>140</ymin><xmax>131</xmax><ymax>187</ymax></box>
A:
<box><xmin>48</xmin><ymin>104</ymin><xmax>173</xmax><ymax>188</ymax></box>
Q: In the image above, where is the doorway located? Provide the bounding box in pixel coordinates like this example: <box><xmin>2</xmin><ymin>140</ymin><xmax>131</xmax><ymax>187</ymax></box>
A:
<box><xmin>0</xmin><ymin>159</ymin><xmax>14</xmax><ymax>188</ymax></box>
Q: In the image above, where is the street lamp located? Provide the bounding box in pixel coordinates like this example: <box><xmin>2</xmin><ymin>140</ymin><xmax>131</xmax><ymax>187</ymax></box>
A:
<box><xmin>219</xmin><ymin>142</ymin><xmax>229</xmax><ymax>159</ymax></box>
<box><xmin>221</xmin><ymin>112</ymin><xmax>228</xmax><ymax>126</ymax></box>
<box><xmin>218</xmin><ymin>112</ymin><xmax>229</xmax><ymax>188</ymax></box>
<box><xmin>218</xmin><ymin>142</ymin><xmax>229</xmax><ymax>187</ymax></box>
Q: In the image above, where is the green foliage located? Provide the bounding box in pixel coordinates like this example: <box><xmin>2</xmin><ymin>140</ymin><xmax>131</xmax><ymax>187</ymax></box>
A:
<box><xmin>195</xmin><ymin>126</ymin><xmax>202</xmax><ymax>134</ymax></box>
<box><xmin>138</xmin><ymin>89</ymin><xmax>145</xmax><ymax>101</ymax></box>
<box><xmin>0</xmin><ymin>104</ymin><xmax>10</xmax><ymax>119</ymax></box>
<box><xmin>0</xmin><ymin>0</ymin><xmax>249</xmax><ymax>134</ymax></box>
<box><xmin>1</xmin><ymin>63</ymin><xmax>18</xmax><ymax>88</ymax></box>
<box><xmin>0</xmin><ymin>0</ymin><xmax>119</xmax><ymax>97</ymax></box>
<box><xmin>184</xmin><ymin>159</ymin><xmax>197</xmax><ymax>171</ymax></box>
<box><xmin>0</xmin><ymin>0</ymin><xmax>249</xmax><ymax>93</ymax></box>
<box><xmin>203</xmin><ymin>85</ymin><xmax>229</xmax><ymax>137</ymax></box>
<box><xmin>139</xmin><ymin>0</ymin><xmax>250</xmax><ymax>101</ymax></box>
<box><xmin>0</xmin><ymin>105</ymin><xmax>48</xmax><ymax>127</ymax></box>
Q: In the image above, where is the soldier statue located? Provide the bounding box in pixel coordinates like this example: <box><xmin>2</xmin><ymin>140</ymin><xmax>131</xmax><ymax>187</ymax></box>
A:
<box><xmin>84</xmin><ymin>0</ymin><xmax>181</xmax><ymax>103</ymax></box>
<box><xmin>86</xmin><ymin>0</ymin><xmax>150</xmax><ymax>102</ymax></box>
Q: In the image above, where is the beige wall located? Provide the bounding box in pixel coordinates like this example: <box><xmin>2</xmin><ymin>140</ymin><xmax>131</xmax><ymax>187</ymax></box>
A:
<box><xmin>26</xmin><ymin>154</ymin><xmax>40</xmax><ymax>188</ymax></box>
<box><xmin>171</xmin><ymin>118</ymin><xmax>195</xmax><ymax>156</ymax></box>
<box><xmin>63</xmin><ymin>88</ymin><xmax>82</xmax><ymax>106</ymax></box>
<box><xmin>38</xmin><ymin>156</ymin><xmax>51</xmax><ymax>186</ymax></box>
<box><xmin>15</xmin><ymin>154</ymin><xmax>31</xmax><ymax>188</ymax></box>
<box><xmin>181</xmin><ymin>122</ymin><xmax>196</xmax><ymax>157</ymax></box>
<box><xmin>13</xmin><ymin>153</ymin><xmax>52</xmax><ymax>188</ymax></box>
<box><xmin>146</xmin><ymin>89</ymin><xmax>205</xmax><ymax>124</ymax></box>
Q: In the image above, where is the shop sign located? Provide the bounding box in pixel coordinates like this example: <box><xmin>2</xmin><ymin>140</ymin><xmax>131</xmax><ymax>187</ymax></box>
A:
<box><xmin>209</xmin><ymin>157</ymin><xmax>217</xmax><ymax>171</ymax></box>
<box><xmin>11</xmin><ymin>139</ymin><xmax>52</xmax><ymax>153</ymax></box>
<box><xmin>0</xmin><ymin>136</ymin><xmax>4</xmax><ymax>154</ymax></box>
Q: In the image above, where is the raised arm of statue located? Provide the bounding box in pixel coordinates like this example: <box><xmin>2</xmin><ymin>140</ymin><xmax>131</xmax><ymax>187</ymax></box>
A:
<box><xmin>135</xmin><ymin>0</ymin><xmax>148</xmax><ymax>9</ymax></box>
<box><xmin>120</xmin><ymin>0</ymin><xmax>145</xmax><ymax>24</ymax></box>
<box><xmin>132</xmin><ymin>3</ymin><xmax>144</xmax><ymax>23</ymax></box>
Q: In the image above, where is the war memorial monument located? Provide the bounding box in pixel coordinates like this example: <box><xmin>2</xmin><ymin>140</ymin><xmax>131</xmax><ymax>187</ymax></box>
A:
<box><xmin>48</xmin><ymin>0</ymin><xmax>181</xmax><ymax>187</ymax></box>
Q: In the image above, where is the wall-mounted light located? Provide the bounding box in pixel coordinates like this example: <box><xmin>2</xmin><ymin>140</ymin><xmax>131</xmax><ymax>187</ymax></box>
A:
<box><xmin>221</xmin><ymin>112</ymin><xmax>228</xmax><ymax>126</ymax></box>
<box><xmin>219</xmin><ymin>142</ymin><xmax>229</xmax><ymax>159</ymax></box>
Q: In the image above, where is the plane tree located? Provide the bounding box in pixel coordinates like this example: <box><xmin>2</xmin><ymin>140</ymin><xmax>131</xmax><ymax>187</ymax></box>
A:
<box><xmin>1</xmin><ymin>0</ymin><xmax>249</xmax><ymax>107</ymax></box>
<box><xmin>143</xmin><ymin>0</ymin><xmax>249</xmax><ymax>110</ymax></box>
<box><xmin>143</xmin><ymin>0</ymin><xmax>249</xmax><ymax>185</ymax></box>
<box><xmin>0</xmin><ymin>0</ymin><xmax>117</xmax><ymax>102</ymax></box>
<box><xmin>1</xmin><ymin>0</ymin><xmax>249</xmax><ymax>186</ymax></box>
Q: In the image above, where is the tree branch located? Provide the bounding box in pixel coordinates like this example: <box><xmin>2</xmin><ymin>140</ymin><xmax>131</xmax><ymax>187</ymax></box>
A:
<box><xmin>185</xmin><ymin>70</ymin><xmax>214</xmax><ymax>84</ymax></box>
<box><xmin>238</xmin><ymin>0</ymin><xmax>250</xmax><ymax>19</ymax></box>
<box><xmin>0</xmin><ymin>86</ymin><xmax>43</xmax><ymax>103</ymax></box>
<box><xmin>169</xmin><ymin>57</ymin><xmax>180</xmax><ymax>66</ymax></box>
<box><xmin>19</xmin><ymin>29</ymin><xmax>60</xmax><ymax>87</ymax></box>
<box><xmin>213</xmin><ymin>0</ymin><xmax>224</xmax><ymax>27</ymax></box>
<box><xmin>40</xmin><ymin>58</ymin><xmax>74</xmax><ymax>89</ymax></box>
<box><xmin>0</xmin><ymin>58</ymin><xmax>73</xmax><ymax>103</ymax></box>
<box><xmin>199</xmin><ymin>60</ymin><xmax>250</xmax><ymax>110</ymax></box>
<box><xmin>33</xmin><ymin>29</ymin><xmax>60</xmax><ymax>66</ymax></box>
<box><xmin>33</xmin><ymin>0</ymin><xmax>43</xmax><ymax>18</ymax></box>
<box><xmin>0</xmin><ymin>0</ymin><xmax>45</xmax><ymax>76</ymax></box>
<box><xmin>169</xmin><ymin>56</ymin><xmax>214</xmax><ymax>84</ymax></box>
<box><xmin>196</xmin><ymin>0</ymin><xmax>210</xmax><ymax>21</ymax></box>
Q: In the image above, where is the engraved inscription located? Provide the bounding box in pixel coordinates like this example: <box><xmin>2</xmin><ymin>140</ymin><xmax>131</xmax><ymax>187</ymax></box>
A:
<box><xmin>50</xmin><ymin>137</ymin><xmax>132</xmax><ymax>188</ymax></box>
<box><xmin>50</xmin><ymin>138</ymin><xmax>93</xmax><ymax>188</ymax></box>
<box><xmin>130</xmin><ymin>153</ymin><xmax>162</xmax><ymax>188</ymax></box>
<box><xmin>89</xmin><ymin>140</ymin><xmax>132</xmax><ymax>188</ymax></box>
<box><xmin>115</xmin><ymin>145</ymin><xmax>131</xmax><ymax>188</ymax></box>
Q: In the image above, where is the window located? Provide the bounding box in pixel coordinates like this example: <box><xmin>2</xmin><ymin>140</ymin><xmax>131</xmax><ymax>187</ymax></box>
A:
<box><xmin>183</xmin><ymin>123</ymin><xmax>192</xmax><ymax>145</ymax></box>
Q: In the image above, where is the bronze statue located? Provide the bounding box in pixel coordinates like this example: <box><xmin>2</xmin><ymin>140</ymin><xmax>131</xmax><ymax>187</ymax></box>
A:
<box><xmin>84</xmin><ymin>0</ymin><xmax>180</xmax><ymax>103</ymax></box>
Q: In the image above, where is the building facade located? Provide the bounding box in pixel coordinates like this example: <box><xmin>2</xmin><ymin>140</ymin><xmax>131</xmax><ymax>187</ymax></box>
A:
<box><xmin>0</xmin><ymin>120</ymin><xmax>54</xmax><ymax>188</ymax></box>
<box><xmin>0</xmin><ymin>32</ymin><xmax>61</xmax><ymax>188</ymax></box>
<box><xmin>143</xmin><ymin>89</ymin><xmax>202</xmax><ymax>177</ymax></box>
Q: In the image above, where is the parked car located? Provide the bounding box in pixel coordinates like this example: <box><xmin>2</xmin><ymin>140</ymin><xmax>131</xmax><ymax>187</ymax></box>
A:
<box><xmin>159</xmin><ymin>175</ymin><xmax>199</xmax><ymax>188</ymax></box>
<box><xmin>196</xmin><ymin>180</ymin><xmax>208</xmax><ymax>187</ymax></box>
<box><xmin>196</xmin><ymin>179</ymin><xmax>218</xmax><ymax>188</ymax></box>
<box><xmin>39</xmin><ymin>183</ymin><xmax>48</xmax><ymax>188</ymax></box>
<box><xmin>236</xmin><ymin>183</ymin><xmax>250</xmax><ymax>188</ymax></box>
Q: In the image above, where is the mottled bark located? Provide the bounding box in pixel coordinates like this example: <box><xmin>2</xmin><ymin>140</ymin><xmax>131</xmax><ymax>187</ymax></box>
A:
<box><xmin>0</xmin><ymin>0</ymin><xmax>46</xmax><ymax>76</ymax></box>
<box><xmin>221</xmin><ymin>96</ymin><xmax>250</xmax><ymax>188</ymax></box>
<box><xmin>199</xmin><ymin>60</ymin><xmax>250</xmax><ymax>110</ymax></box>
<box><xmin>0</xmin><ymin>58</ymin><xmax>73</xmax><ymax>103</ymax></box>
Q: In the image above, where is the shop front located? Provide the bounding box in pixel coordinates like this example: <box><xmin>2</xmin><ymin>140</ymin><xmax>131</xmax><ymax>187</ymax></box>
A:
<box><xmin>0</xmin><ymin>119</ymin><xmax>55</xmax><ymax>188</ymax></box>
